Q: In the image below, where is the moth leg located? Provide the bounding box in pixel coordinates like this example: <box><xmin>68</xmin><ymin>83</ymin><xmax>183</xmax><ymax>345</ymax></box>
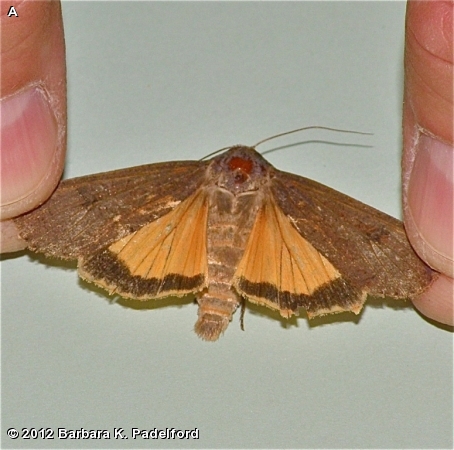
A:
<box><xmin>240</xmin><ymin>296</ymin><xmax>246</xmax><ymax>331</ymax></box>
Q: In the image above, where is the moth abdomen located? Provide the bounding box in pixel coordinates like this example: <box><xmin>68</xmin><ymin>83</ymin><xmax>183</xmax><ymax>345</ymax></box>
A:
<box><xmin>195</xmin><ymin>289</ymin><xmax>239</xmax><ymax>341</ymax></box>
<box><xmin>195</xmin><ymin>178</ymin><xmax>264</xmax><ymax>340</ymax></box>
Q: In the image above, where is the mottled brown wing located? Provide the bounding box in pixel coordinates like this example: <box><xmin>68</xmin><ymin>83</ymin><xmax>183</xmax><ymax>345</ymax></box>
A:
<box><xmin>271</xmin><ymin>170</ymin><xmax>436</xmax><ymax>302</ymax></box>
<box><xmin>14</xmin><ymin>160</ymin><xmax>209</xmax><ymax>259</ymax></box>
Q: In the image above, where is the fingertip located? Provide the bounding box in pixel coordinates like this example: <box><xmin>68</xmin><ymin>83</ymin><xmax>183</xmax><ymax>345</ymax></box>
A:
<box><xmin>402</xmin><ymin>1</ymin><xmax>454</xmax><ymax>288</ymax></box>
<box><xmin>1</xmin><ymin>0</ymin><xmax>66</xmax><ymax>219</ymax></box>
<box><xmin>412</xmin><ymin>274</ymin><xmax>454</xmax><ymax>327</ymax></box>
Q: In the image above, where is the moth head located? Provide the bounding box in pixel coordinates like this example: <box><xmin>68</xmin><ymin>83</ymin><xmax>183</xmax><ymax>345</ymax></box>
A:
<box><xmin>209</xmin><ymin>146</ymin><xmax>272</xmax><ymax>194</ymax></box>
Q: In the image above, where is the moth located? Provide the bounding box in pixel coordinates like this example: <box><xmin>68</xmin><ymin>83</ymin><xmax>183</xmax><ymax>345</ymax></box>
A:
<box><xmin>14</xmin><ymin>128</ymin><xmax>437</xmax><ymax>341</ymax></box>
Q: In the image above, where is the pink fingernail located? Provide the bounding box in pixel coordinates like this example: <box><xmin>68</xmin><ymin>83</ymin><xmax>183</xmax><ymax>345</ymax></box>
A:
<box><xmin>407</xmin><ymin>134</ymin><xmax>454</xmax><ymax>260</ymax></box>
<box><xmin>1</xmin><ymin>86</ymin><xmax>58</xmax><ymax>206</ymax></box>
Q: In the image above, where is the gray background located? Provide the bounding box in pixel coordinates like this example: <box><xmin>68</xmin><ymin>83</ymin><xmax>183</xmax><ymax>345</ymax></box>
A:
<box><xmin>2</xmin><ymin>2</ymin><xmax>453</xmax><ymax>449</ymax></box>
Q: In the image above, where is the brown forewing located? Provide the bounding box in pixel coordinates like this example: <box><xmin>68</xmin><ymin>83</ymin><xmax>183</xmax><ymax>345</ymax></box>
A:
<box><xmin>14</xmin><ymin>160</ymin><xmax>209</xmax><ymax>259</ymax></box>
<box><xmin>271</xmin><ymin>170</ymin><xmax>434</xmax><ymax>300</ymax></box>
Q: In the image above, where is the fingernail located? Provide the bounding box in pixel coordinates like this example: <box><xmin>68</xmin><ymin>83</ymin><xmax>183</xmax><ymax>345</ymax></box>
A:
<box><xmin>1</xmin><ymin>86</ymin><xmax>58</xmax><ymax>206</ymax></box>
<box><xmin>407</xmin><ymin>134</ymin><xmax>454</xmax><ymax>260</ymax></box>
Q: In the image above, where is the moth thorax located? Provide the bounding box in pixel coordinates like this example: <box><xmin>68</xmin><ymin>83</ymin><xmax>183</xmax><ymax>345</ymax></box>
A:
<box><xmin>210</xmin><ymin>146</ymin><xmax>270</xmax><ymax>195</ymax></box>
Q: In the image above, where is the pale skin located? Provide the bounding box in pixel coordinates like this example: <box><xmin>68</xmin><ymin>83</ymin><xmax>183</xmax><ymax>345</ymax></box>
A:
<box><xmin>1</xmin><ymin>1</ymin><xmax>452</xmax><ymax>325</ymax></box>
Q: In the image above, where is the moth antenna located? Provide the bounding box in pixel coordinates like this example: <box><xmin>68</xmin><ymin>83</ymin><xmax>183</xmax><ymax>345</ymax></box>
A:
<box><xmin>200</xmin><ymin>146</ymin><xmax>232</xmax><ymax>161</ymax></box>
<box><xmin>200</xmin><ymin>126</ymin><xmax>372</xmax><ymax>160</ymax></box>
<box><xmin>253</xmin><ymin>126</ymin><xmax>373</xmax><ymax>148</ymax></box>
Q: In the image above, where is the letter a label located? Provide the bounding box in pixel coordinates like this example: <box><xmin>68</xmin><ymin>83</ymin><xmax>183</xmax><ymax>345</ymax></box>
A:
<box><xmin>8</xmin><ymin>6</ymin><xmax>18</xmax><ymax>17</ymax></box>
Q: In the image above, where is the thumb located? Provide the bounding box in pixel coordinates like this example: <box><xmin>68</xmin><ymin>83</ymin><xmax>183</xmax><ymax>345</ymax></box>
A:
<box><xmin>0</xmin><ymin>1</ymin><xmax>66</xmax><ymax>252</ymax></box>
<box><xmin>402</xmin><ymin>1</ymin><xmax>453</xmax><ymax>325</ymax></box>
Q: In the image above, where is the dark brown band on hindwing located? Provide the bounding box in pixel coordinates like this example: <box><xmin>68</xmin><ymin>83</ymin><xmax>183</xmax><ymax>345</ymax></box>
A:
<box><xmin>80</xmin><ymin>249</ymin><xmax>205</xmax><ymax>299</ymax></box>
<box><xmin>236</xmin><ymin>276</ymin><xmax>363</xmax><ymax>316</ymax></box>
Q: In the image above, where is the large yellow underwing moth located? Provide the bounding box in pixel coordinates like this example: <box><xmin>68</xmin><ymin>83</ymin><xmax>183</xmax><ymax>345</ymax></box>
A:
<box><xmin>14</xmin><ymin>131</ymin><xmax>437</xmax><ymax>341</ymax></box>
